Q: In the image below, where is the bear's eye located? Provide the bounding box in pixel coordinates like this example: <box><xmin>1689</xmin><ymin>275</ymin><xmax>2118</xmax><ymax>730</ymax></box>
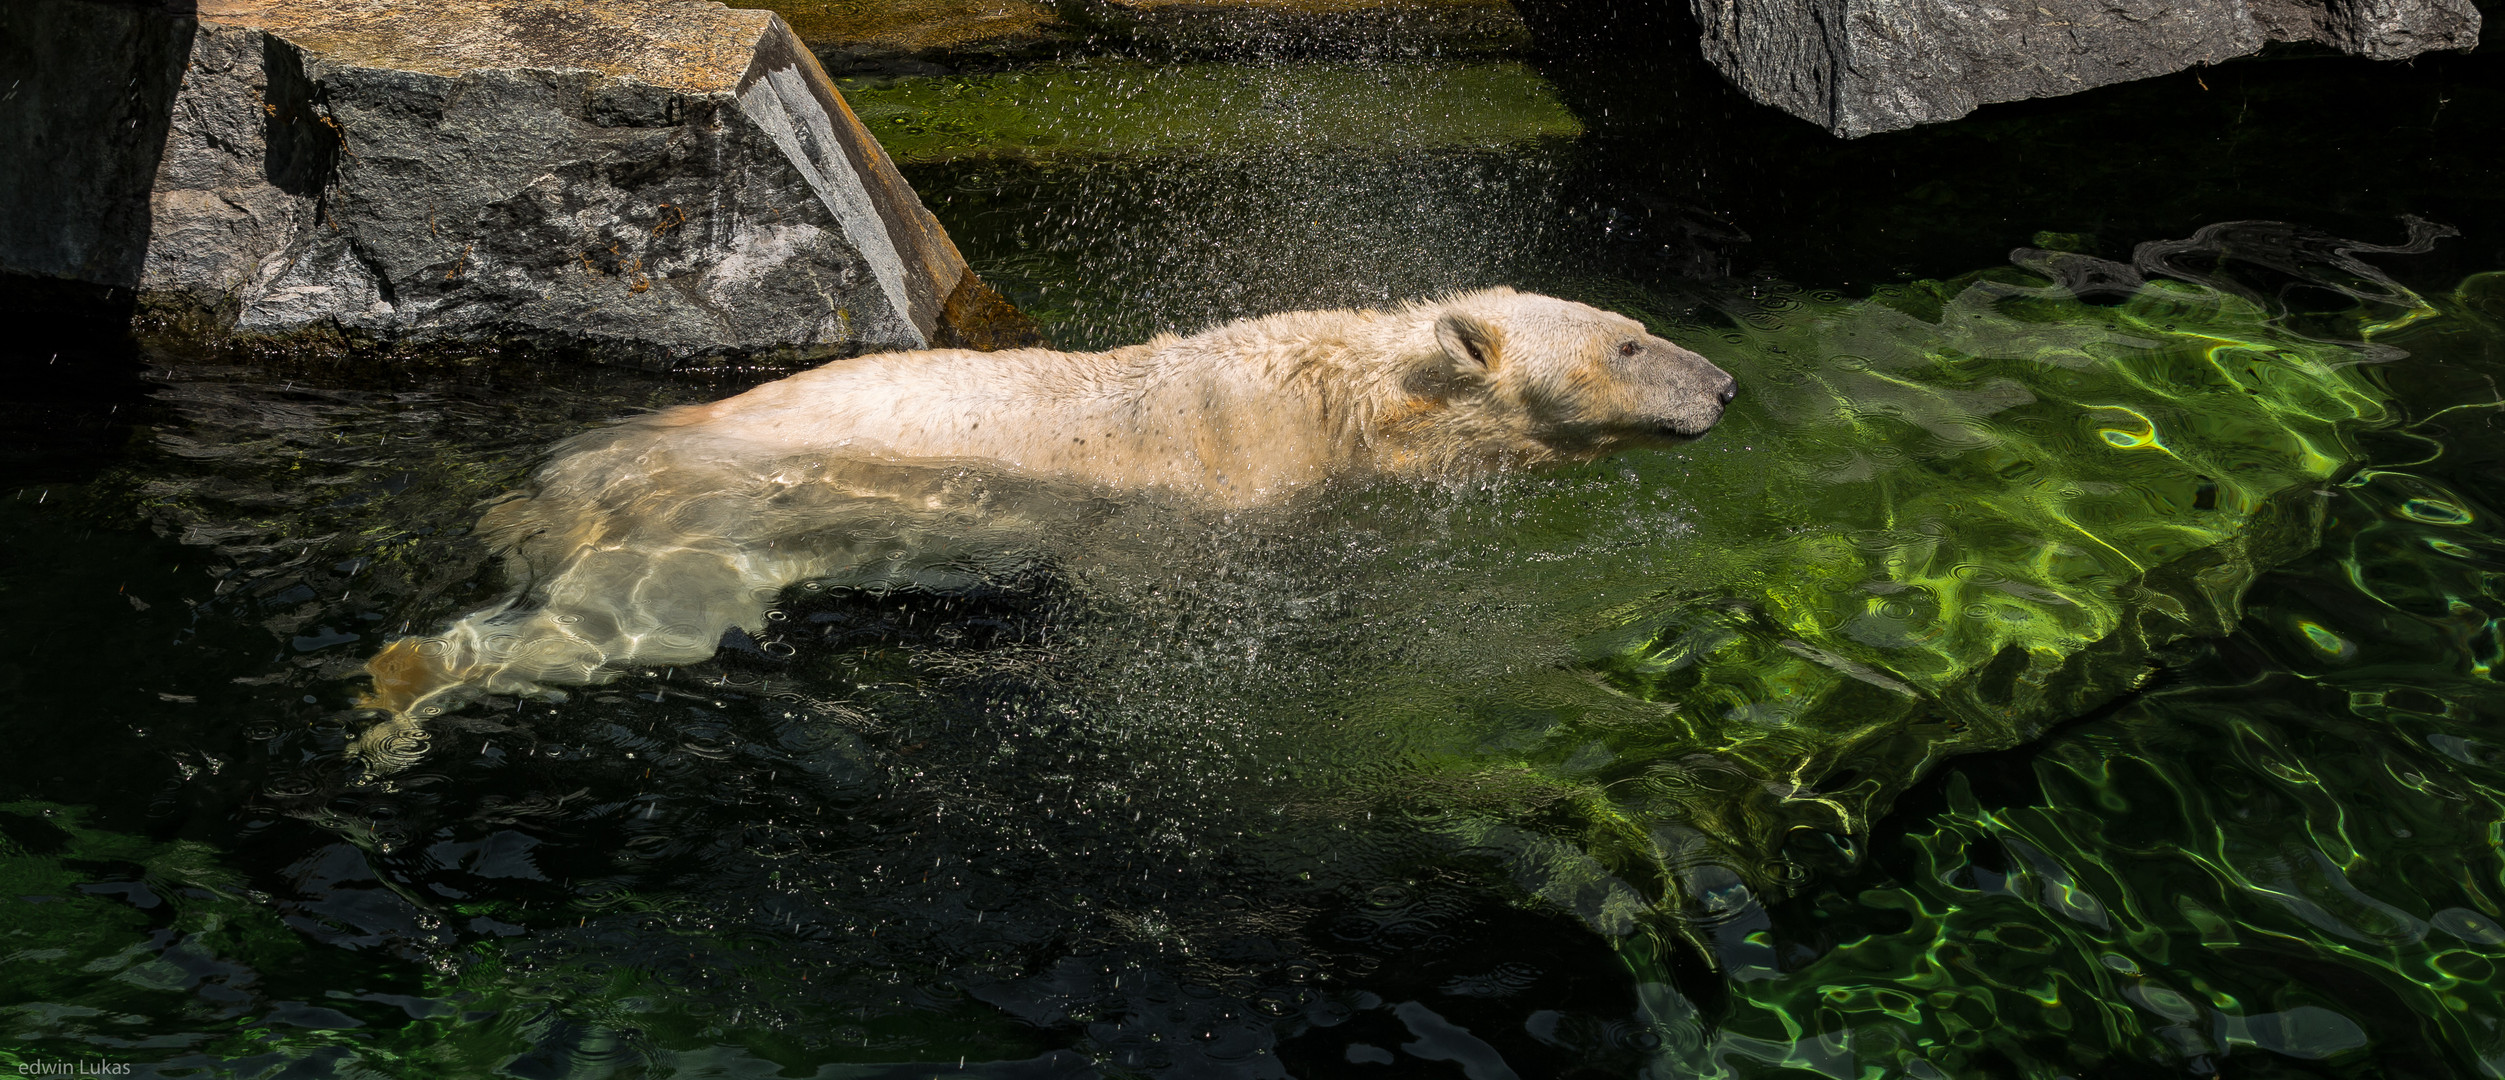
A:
<box><xmin>1617</xmin><ymin>341</ymin><xmax>1642</xmax><ymax>357</ymax></box>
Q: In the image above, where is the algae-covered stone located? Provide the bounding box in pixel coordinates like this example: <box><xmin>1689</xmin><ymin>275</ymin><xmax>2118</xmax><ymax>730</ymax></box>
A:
<box><xmin>1</xmin><ymin>0</ymin><xmax>1036</xmax><ymax>363</ymax></box>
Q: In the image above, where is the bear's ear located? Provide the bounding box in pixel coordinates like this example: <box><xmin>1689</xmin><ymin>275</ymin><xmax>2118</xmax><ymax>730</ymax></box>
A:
<box><xmin>1432</xmin><ymin>311</ymin><xmax>1501</xmax><ymax>378</ymax></box>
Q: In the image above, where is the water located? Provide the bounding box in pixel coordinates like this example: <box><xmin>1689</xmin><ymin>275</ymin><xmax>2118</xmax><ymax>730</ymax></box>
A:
<box><xmin>5</xmin><ymin>23</ymin><xmax>2505</xmax><ymax>1080</ymax></box>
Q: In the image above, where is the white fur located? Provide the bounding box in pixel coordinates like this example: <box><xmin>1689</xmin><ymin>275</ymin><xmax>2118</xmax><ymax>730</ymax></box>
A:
<box><xmin>351</xmin><ymin>289</ymin><xmax>1733</xmax><ymax>767</ymax></box>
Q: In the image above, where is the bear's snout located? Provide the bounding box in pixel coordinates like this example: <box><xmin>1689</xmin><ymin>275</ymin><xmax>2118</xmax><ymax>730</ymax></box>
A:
<box><xmin>1624</xmin><ymin>343</ymin><xmax>1736</xmax><ymax>441</ymax></box>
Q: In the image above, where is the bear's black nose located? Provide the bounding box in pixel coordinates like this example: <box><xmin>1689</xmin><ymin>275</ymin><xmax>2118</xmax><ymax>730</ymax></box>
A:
<box><xmin>1717</xmin><ymin>380</ymin><xmax>1739</xmax><ymax>405</ymax></box>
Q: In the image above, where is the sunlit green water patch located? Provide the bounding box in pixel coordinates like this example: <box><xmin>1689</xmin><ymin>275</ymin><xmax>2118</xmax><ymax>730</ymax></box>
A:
<box><xmin>1679</xmin><ymin>439</ymin><xmax>2505</xmax><ymax>1077</ymax></box>
<box><xmin>838</xmin><ymin>59</ymin><xmax>1580</xmax><ymax>164</ymax></box>
<box><xmin>1671</xmin><ymin>273</ymin><xmax>2505</xmax><ymax>1076</ymax></box>
<box><xmin>1312</xmin><ymin>227</ymin><xmax>2470</xmax><ymax>968</ymax></box>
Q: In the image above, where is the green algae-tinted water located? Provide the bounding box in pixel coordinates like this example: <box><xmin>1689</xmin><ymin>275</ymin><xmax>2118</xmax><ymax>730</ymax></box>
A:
<box><xmin>7</xmin><ymin>37</ymin><xmax>2505</xmax><ymax>1080</ymax></box>
<box><xmin>838</xmin><ymin>61</ymin><xmax>1581</xmax><ymax>165</ymax></box>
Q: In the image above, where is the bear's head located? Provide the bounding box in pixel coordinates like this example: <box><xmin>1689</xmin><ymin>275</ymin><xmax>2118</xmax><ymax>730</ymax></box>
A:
<box><xmin>1402</xmin><ymin>289</ymin><xmax>1737</xmax><ymax>462</ymax></box>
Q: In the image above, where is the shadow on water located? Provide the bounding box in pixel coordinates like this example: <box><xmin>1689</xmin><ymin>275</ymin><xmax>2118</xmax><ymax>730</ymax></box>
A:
<box><xmin>2</xmin><ymin>0</ymin><xmax>198</xmax><ymax>485</ymax></box>
<box><xmin>1514</xmin><ymin>0</ymin><xmax>2505</xmax><ymax>293</ymax></box>
<box><xmin>0</xmin><ymin>278</ymin><xmax>152</xmax><ymax>486</ymax></box>
<box><xmin>896</xmin><ymin>40</ymin><xmax>2504</xmax><ymax>356</ymax></box>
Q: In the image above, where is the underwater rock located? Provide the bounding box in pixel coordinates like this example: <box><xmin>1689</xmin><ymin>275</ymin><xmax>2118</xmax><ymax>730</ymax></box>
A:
<box><xmin>0</xmin><ymin>0</ymin><xmax>1036</xmax><ymax>364</ymax></box>
<box><xmin>1691</xmin><ymin>0</ymin><xmax>2483</xmax><ymax>138</ymax></box>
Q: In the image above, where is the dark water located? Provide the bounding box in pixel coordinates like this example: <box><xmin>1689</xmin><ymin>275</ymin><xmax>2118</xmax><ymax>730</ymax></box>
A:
<box><xmin>5</xmin><ymin>26</ymin><xmax>2505</xmax><ymax>1080</ymax></box>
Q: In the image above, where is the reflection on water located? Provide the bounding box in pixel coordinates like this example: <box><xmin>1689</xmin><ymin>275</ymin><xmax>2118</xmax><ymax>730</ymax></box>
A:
<box><xmin>1707</xmin><ymin>451</ymin><xmax>2505</xmax><ymax>1076</ymax></box>
<box><xmin>3</xmin><ymin>224</ymin><xmax>2500</xmax><ymax>1075</ymax></box>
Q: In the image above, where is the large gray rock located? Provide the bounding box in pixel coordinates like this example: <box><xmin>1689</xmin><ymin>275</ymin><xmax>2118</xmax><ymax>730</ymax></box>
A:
<box><xmin>1690</xmin><ymin>0</ymin><xmax>2483</xmax><ymax>138</ymax></box>
<box><xmin>2</xmin><ymin>0</ymin><xmax>1034</xmax><ymax>363</ymax></box>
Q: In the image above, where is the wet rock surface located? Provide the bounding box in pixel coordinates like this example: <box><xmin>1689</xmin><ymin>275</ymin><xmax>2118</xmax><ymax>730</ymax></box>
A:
<box><xmin>2</xmin><ymin>0</ymin><xmax>1037</xmax><ymax>364</ymax></box>
<box><xmin>1688</xmin><ymin>0</ymin><xmax>2484</xmax><ymax>138</ymax></box>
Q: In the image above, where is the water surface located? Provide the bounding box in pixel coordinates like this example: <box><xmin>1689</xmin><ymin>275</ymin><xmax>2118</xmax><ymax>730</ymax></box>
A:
<box><xmin>4</xmin><ymin>29</ymin><xmax>2505</xmax><ymax>1080</ymax></box>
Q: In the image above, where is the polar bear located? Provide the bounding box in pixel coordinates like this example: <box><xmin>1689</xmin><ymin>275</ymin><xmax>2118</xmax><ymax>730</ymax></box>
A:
<box><xmin>352</xmin><ymin>288</ymin><xmax>1734</xmax><ymax>766</ymax></box>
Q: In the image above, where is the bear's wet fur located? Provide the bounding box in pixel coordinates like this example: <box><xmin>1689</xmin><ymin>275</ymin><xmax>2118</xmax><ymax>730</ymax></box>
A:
<box><xmin>351</xmin><ymin>288</ymin><xmax>1735</xmax><ymax>768</ymax></box>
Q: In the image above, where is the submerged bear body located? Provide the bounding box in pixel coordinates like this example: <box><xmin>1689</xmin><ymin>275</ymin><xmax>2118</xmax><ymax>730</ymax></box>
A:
<box><xmin>354</xmin><ymin>289</ymin><xmax>1734</xmax><ymax>765</ymax></box>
